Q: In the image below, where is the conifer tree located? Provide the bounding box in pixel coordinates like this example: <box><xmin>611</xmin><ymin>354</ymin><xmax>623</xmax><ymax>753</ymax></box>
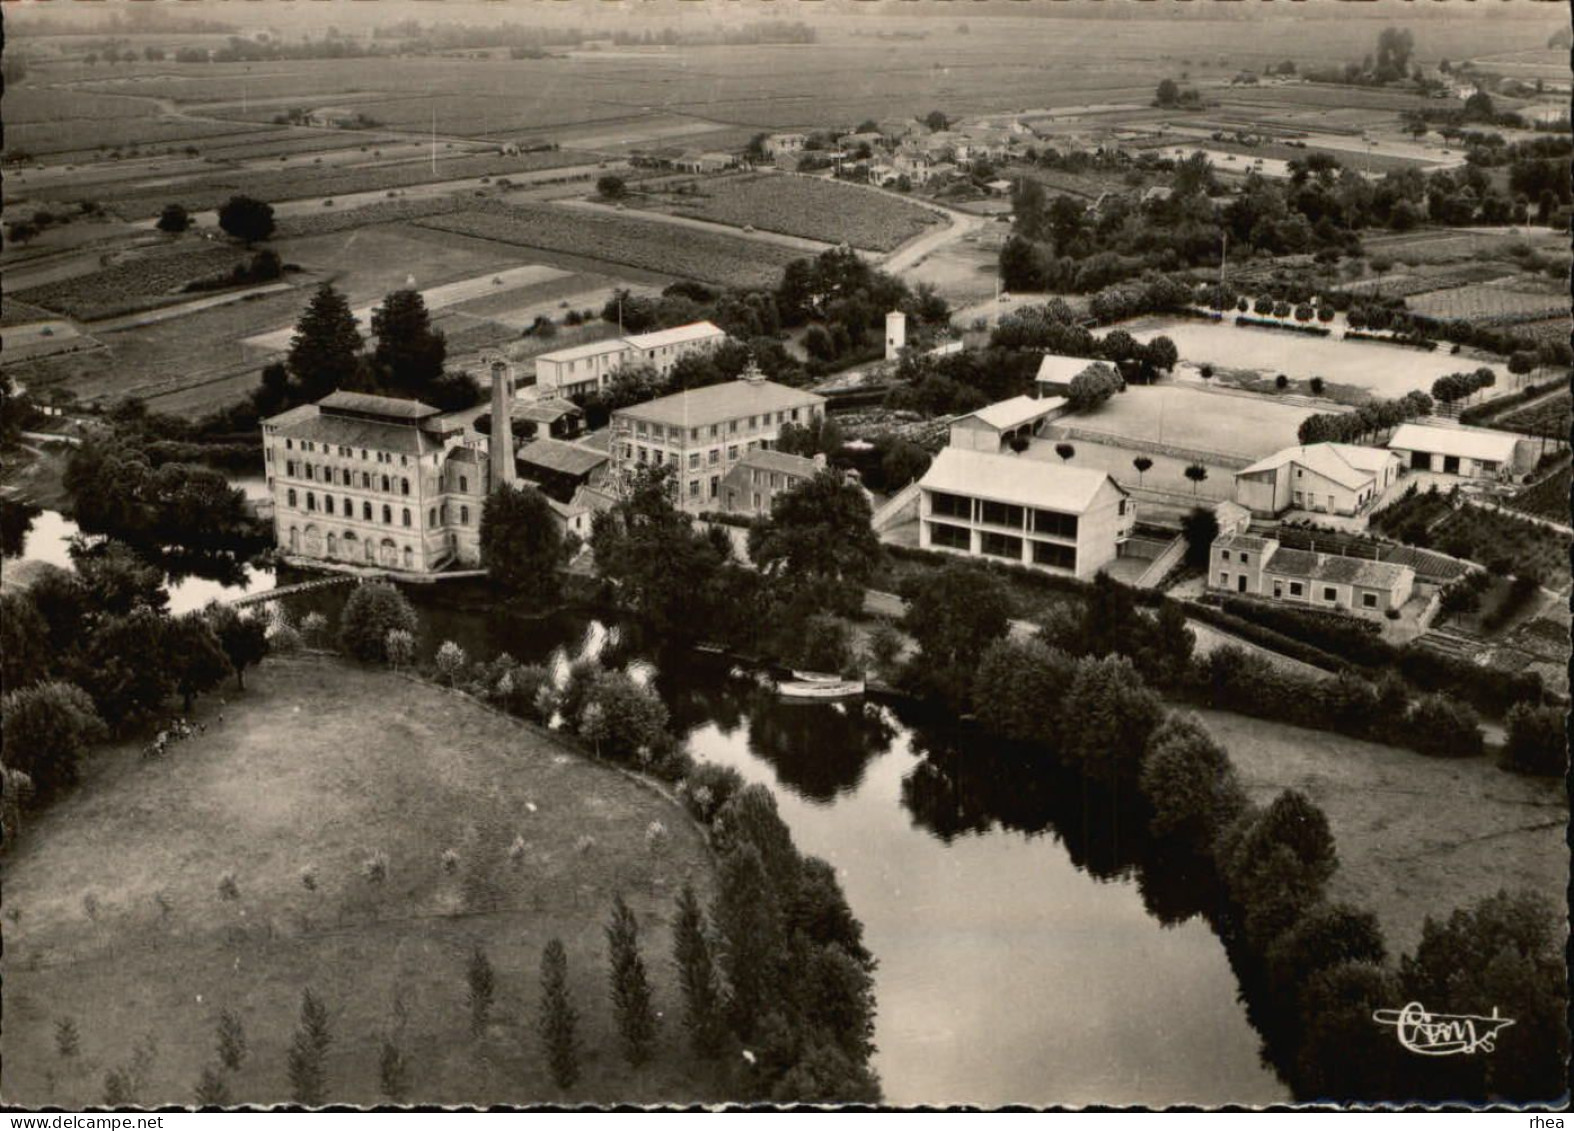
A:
<box><xmin>287</xmin><ymin>283</ymin><xmax>363</xmax><ymax>402</ymax></box>
<box><xmin>286</xmin><ymin>988</ymin><xmax>331</xmax><ymax>1106</ymax></box>
<box><xmin>537</xmin><ymin>939</ymin><xmax>581</xmax><ymax>1090</ymax></box>
<box><xmin>672</xmin><ymin>883</ymin><xmax>725</xmax><ymax>1057</ymax></box>
<box><xmin>466</xmin><ymin>944</ymin><xmax>495</xmax><ymax>1037</ymax></box>
<box><xmin>193</xmin><ymin>1064</ymin><xmax>231</xmax><ymax>1107</ymax></box>
<box><xmin>606</xmin><ymin>895</ymin><xmax>659</xmax><ymax>1066</ymax></box>
<box><xmin>215</xmin><ymin>1009</ymin><xmax>247</xmax><ymax>1072</ymax></box>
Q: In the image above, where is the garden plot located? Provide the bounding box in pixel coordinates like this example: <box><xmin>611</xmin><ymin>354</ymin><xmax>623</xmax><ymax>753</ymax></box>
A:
<box><xmin>241</xmin><ymin>265</ymin><xmax>572</xmax><ymax>356</ymax></box>
<box><xmin>0</xmin><ymin>322</ymin><xmax>101</xmax><ymax>367</ymax></box>
<box><xmin>1406</xmin><ymin>282</ymin><xmax>1570</xmax><ymax>324</ymax></box>
<box><xmin>10</xmin><ymin>244</ymin><xmax>257</xmax><ymax>322</ymax></box>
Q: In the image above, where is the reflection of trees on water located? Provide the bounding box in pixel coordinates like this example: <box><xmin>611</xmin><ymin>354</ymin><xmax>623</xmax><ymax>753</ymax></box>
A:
<box><xmin>743</xmin><ymin>697</ymin><xmax>896</xmax><ymax>803</ymax></box>
<box><xmin>0</xmin><ymin>500</ymin><xmax>39</xmax><ymax>559</ymax></box>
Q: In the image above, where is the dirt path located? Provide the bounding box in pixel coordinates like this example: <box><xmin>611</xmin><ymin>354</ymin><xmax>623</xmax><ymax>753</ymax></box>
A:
<box><xmin>553</xmin><ymin>198</ymin><xmax>835</xmax><ymax>255</ymax></box>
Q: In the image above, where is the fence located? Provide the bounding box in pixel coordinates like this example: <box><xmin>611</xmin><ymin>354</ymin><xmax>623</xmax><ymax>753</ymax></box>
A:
<box><xmin>1047</xmin><ymin>424</ymin><xmax>1253</xmax><ymax>472</ymax></box>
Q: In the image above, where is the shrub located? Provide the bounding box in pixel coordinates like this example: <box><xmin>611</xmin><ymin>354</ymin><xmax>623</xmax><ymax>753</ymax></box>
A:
<box><xmin>434</xmin><ymin>640</ymin><xmax>468</xmax><ymax>686</ymax></box>
<box><xmin>1501</xmin><ymin>703</ymin><xmax>1566</xmax><ymax>775</ymax></box>
<box><xmin>339</xmin><ymin>583</ymin><xmax>418</xmax><ymax>663</ymax></box>
<box><xmin>578</xmin><ymin>671</ymin><xmax>670</xmax><ymax>764</ymax></box>
<box><xmin>681</xmin><ymin>762</ymin><xmax>746</xmax><ymax>825</ymax></box>
<box><xmin>1405</xmin><ymin>693</ymin><xmax>1484</xmax><ymax>758</ymax></box>
<box><xmin>385</xmin><ymin>629</ymin><xmax>415</xmax><ymax>670</ymax></box>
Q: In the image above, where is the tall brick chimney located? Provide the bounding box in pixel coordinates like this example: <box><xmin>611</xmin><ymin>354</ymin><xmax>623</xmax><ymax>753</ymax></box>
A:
<box><xmin>489</xmin><ymin>357</ymin><xmax>514</xmax><ymax>491</ymax></box>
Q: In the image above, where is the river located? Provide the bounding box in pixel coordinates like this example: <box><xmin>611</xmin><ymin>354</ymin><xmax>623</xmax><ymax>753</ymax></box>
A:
<box><xmin>4</xmin><ymin>503</ymin><xmax>1288</xmax><ymax>1107</ymax></box>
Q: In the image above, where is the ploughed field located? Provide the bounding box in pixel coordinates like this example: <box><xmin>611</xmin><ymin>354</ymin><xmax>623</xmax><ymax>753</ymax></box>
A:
<box><xmin>0</xmin><ymin>656</ymin><xmax>719</xmax><ymax>1107</ymax></box>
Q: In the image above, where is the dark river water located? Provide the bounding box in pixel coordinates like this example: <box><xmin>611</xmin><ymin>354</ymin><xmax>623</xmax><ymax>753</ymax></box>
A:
<box><xmin>7</xmin><ymin>502</ymin><xmax>1288</xmax><ymax>1106</ymax></box>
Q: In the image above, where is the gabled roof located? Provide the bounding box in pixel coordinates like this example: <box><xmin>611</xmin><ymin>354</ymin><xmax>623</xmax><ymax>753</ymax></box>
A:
<box><xmin>919</xmin><ymin>446</ymin><xmax>1121</xmax><ymax>514</ymax></box>
<box><xmin>623</xmin><ymin>321</ymin><xmax>725</xmax><ymax>351</ymax></box>
<box><xmin>1214</xmin><ymin>533</ymin><xmax>1272</xmax><ymax>554</ymax></box>
<box><xmin>961</xmin><ymin>395</ymin><xmax>1068</xmax><ymax>432</ymax></box>
<box><xmin>512</xmin><ymin>398</ymin><xmax>584</xmax><ymax>425</ymax></box>
<box><xmin>737</xmin><ymin>448</ymin><xmax>820</xmax><ymax>479</ymax></box>
<box><xmin>1034</xmin><ymin>355</ymin><xmax>1113</xmax><ymax>386</ymax></box>
<box><xmin>518</xmin><ymin>438</ymin><xmax>608</xmax><ymax>479</ymax></box>
<box><xmin>1237</xmin><ymin>443</ymin><xmax>1386</xmax><ymax>492</ymax></box>
<box><xmin>616</xmin><ymin>379</ymin><xmax>825</xmax><ymax>429</ymax></box>
<box><xmin>1387</xmin><ymin>423</ymin><xmax>1520</xmax><ymax>464</ymax></box>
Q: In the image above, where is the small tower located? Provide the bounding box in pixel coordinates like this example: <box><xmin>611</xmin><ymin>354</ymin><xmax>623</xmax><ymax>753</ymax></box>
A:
<box><xmin>487</xmin><ymin>355</ymin><xmax>515</xmax><ymax>492</ymax></box>
<box><xmin>885</xmin><ymin>310</ymin><xmax>907</xmax><ymax>362</ymax></box>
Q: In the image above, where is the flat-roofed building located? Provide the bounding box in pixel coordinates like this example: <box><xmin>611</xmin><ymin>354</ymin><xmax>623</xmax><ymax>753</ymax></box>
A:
<box><xmin>262</xmin><ymin>391</ymin><xmax>489</xmax><ymax>573</ymax></box>
<box><xmin>1210</xmin><ymin>533</ymin><xmax>1415</xmax><ymax>617</ymax></box>
<box><xmin>916</xmin><ymin>446</ymin><xmax>1135</xmax><ymax>580</ymax></box>
<box><xmin>610</xmin><ymin>373</ymin><xmax>827</xmax><ymax>509</ymax></box>
<box><xmin>1386</xmin><ymin>422</ymin><xmax>1527</xmax><ymax>480</ymax></box>
<box><xmin>1234</xmin><ymin>442</ymin><xmax>1403</xmax><ymax>517</ymax></box>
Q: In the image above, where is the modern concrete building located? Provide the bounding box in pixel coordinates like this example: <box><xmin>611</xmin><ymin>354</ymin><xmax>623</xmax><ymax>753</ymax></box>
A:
<box><xmin>532</xmin><ymin>321</ymin><xmax>727</xmax><ymax>398</ymax></box>
<box><xmin>1210</xmin><ymin>533</ymin><xmax>1415</xmax><ymax>617</ymax></box>
<box><xmin>948</xmin><ymin>395</ymin><xmax>1070</xmax><ymax>453</ymax></box>
<box><xmin>1233</xmin><ymin>443</ymin><xmax>1403</xmax><ymax>517</ymax></box>
<box><xmin>915</xmin><ymin>446</ymin><xmax>1135</xmax><ymax>580</ymax></box>
<box><xmin>1386</xmin><ymin>423</ymin><xmax>1526</xmax><ymax>480</ymax></box>
<box><xmin>262</xmin><ymin>391</ymin><xmax>489</xmax><ymax>573</ymax></box>
<box><xmin>610</xmin><ymin>372</ymin><xmax>827</xmax><ymax>509</ymax></box>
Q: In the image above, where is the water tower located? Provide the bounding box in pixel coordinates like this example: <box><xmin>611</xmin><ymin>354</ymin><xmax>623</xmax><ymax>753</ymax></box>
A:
<box><xmin>885</xmin><ymin>310</ymin><xmax>907</xmax><ymax>362</ymax></box>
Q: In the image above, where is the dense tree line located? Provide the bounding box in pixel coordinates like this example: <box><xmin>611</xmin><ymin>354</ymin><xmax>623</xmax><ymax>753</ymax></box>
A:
<box><xmin>892</xmin><ymin>557</ymin><xmax>1565</xmax><ymax>1102</ymax></box>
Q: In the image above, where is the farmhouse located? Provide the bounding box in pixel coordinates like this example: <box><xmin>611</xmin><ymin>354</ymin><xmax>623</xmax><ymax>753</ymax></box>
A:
<box><xmin>1386</xmin><ymin>422</ymin><xmax>1526</xmax><ymax>480</ymax></box>
<box><xmin>948</xmin><ymin>395</ymin><xmax>1071</xmax><ymax>453</ymax></box>
<box><xmin>1233</xmin><ymin>443</ymin><xmax>1403</xmax><ymax>517</ymax></box>
<box><xmin>916</xmin><ymin>446</ymin><xmax>1135</xmax><ymax>580</ymax></box>
<box><xmin>764</xmin><ymin>133</ymin><xmax>808</xmax><ymax>155</ymax></box>
<box><xmin>533</xmin><ymin>321</ymin><xmax>726</xmax><ymax>397</ymax></box>
<box><xmin>1210</xmin><ymin>533</ymin><xmax>1415</xmax><ymax>618</ymax></box>
<box><xmin>610</xmin><ymin>370</ymin><xmax>827</xmax><ymax>509</ymax></box>
<box><xmin>262</xmin><ymin>391</ymin><xmax>488</xmax><ymax>574</ymax></box>
<box><xmin>510</xmin><ymin>397</ymin><xmax>585</xmax><ymax>442</ymax></box>
<box><xmin>720</xmin><ymin>448</ymin><xmax>828</xmax><ymax>517</ymax></box>
<box><xmin>1034</xmin><ymin>355</ymin><xmax>1118</xmax><ymax>398</ymax></box>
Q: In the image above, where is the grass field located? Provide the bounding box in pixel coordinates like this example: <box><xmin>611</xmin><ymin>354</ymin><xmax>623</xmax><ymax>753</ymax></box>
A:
<box><xmin>416</xmin><ymin>203</ymin><xmax>803</xmax><ymax>289</ymax></box>
<box><xmin>650</xmin><ymin>173</ymin><xmax>939</xmax><ymax>252</ymax></box>
<box><xmin>1196</xmin><ymin>707</ymin><xmax>1568</xmax><ymax>955</ymax></box>
<box><xmin>1062</xmin><ymin>383</ymin><xmax>1315</xmax><ymax>462</ymax></box>
<box><xmin>0</xmin><ymin>656</ymin><xmax>720</xmax><ymax>1107</ymax></box>
<box><xmin>1407</xmin><ymin>283</ymin><xmax>1569</xmax><ymax>324</ymax></box>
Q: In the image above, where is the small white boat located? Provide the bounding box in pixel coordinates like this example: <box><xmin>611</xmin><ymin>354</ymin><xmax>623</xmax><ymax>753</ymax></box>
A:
<box><xmin>777</xmin><ymin>679</ymin><xmax>865</xmax><ymax>700</ymax></box>
<box><xmin>791</xmin><ymin>669</ymin><xmax>844</xmax><ymax>683</ymax></box>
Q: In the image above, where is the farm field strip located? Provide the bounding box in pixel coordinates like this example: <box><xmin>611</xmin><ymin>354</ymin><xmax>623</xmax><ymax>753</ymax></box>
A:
<box><xmin>1407</xmin><ymin>284</ymin><xmax>1570</xmax><ymax>322</ymax></box>
<box><xmin>239</xmin><ymin>264</ymin><xmax>572</xmax><ymax>355</ymax></box>
<box><xmin>10</xmin><ymin>244</ymin><xmax>258</xmax><ymax>322</ymax></box>
<box><xmin>648</xmin><ymin>172</ymin><xmax>940</xmax><ymax>251</ymax></box>
<box><xmin>1508</xmin><ymin>466</ymin><xmax>1572</xmax><ymax>524</ymax></box>
<box><xmin>414</xmin><ymin>202</ymin><xmax>803</xmax><ymax>289</ymax></box>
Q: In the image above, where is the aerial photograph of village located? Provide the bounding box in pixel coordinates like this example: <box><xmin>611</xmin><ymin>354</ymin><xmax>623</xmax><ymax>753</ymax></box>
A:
<box><xmin>0</xmin><ymin>0</ymin><xmax>1568</xmax><ymax>1112</ymax></box>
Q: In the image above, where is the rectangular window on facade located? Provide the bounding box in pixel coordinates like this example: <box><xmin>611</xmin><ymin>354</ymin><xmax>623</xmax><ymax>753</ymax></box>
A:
<box><xmin>1362</xmin><ymin>592</ymin><xmax>1377</xmax><ymax>608</ymax></box>
<box><xmin>1221</xmin><ymin>550</ymin><xmax>1231</xmax><ymax>562</ymax></box>
<box><xmin>710</xmin><ymin>425</ymin><xmax>720</xmax><ymax>439</ymax></box>
<box><xmin>460</xmin><ymin>476</ymin><xmax>468</xmax><ymax>493</ymax></box>
<box><xmin>638</xmin><ymin>447</ymin><xmax>648</xmax><ymax>464</ymax></box>
<box><xmin>728</xmin><ymin>445</ymin><xmax>739</xmax><ymax>461</ymax></box>
<box><xmin>1290</xmin><ymin>581</ymin><xmax>1303</xmax><ymax>596</ymax></box>
<box><xmin>1273</xmin><ymin>581</ymin><xmax>1283</xmax><ymax>598</ymax></box>
<box><xmin>708</xmin><ymin>449</ymin><xmax>720</xmax><ymax>466</ymax></box>
<box><xmin>1032</xmin><ymin>509</ymin><xmax>1078</xmax><ymax>539</ymax></box>
<box><xmin>1032</xmin><ymin>541</ymin><xmax>1076</xmax><ymax>571</ymax></box>
<box><xmin>980</xmin><ymin>531</ymin><xmax>1022</xmax><ymax>560</ymax></box>
<box><xmin>689</xmin><ymin>453</ymin><xmax>700</xmax><ymax>471</ymax></box>
<box><xmin>1220</xmin><ymin>571</ymin><xmax>1230</xmax><ymax>585</ymax></box>
<box><xmin>930</xmin><ymin>492</ymin><xmax>971</xmax><ymax>520</ymax></box>
<box><xmin>980</xmin><ymin>500</ymin><xmax>1023</xmax><ymax>529</ymax></box>
<box><xmin>1323</xmin><ymin>587</ymin><xmax>1337</xmax><ymax>602</ymax></box>
<box><xmin>461</xmin><ymin>506</ymin><xmax>470</xmax><ymax>525</ymax></box>
<box><xmin>929</xmin><ymin>522</ymin><xmax>971</xmax><ymax>550</ymax></box>
<box><xmin>689</xmin><ymin>479</ymin><xmax>700</xmax><ymax>498</ymax></box>
<box><xmin>1240</xmin><ymin>554</ymin><xmax>1248</xmax><ymax>565</ymax></box>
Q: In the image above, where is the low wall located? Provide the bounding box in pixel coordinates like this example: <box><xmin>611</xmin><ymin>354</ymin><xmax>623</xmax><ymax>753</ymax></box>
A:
<box><xmin>1131</xmin><ymin>534</ymin><xmax>1187</xmax><ymax>590</ymax></box>
<box><xmin>1047</xmin><ymin>424</ymin><xmax>1253</xmax><ymax>472</ymax></box>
